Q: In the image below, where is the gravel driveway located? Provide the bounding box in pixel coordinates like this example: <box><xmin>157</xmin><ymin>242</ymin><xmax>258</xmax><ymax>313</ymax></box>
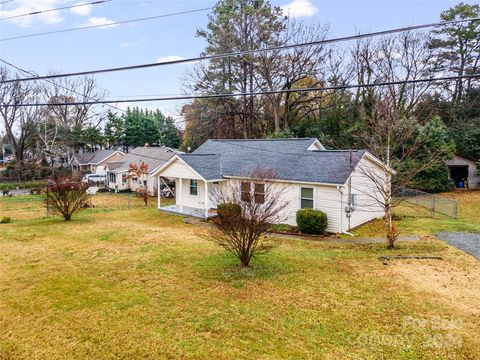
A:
<box><xmin>436</xmin><ymin>232</ymin><xmax>480</xmax><ymax>260</ymax></box>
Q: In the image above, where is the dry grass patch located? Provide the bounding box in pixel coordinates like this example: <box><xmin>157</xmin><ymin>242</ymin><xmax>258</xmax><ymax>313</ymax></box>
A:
<box><xmin>0</xmin><ymin>196</ymin><xmax>479</xmax><ymax>359</ymax></box>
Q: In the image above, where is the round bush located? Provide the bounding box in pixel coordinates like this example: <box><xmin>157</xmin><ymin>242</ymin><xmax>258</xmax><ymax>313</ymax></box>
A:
<box><xmin>217</xmin><ymin>203</ymin><xmax>242</xmax><ymax>219</ymax></box>
<box><xmin>296</xmin><ymin>208</ymin><xmax>327</xmax><ymax>235</ymax></box>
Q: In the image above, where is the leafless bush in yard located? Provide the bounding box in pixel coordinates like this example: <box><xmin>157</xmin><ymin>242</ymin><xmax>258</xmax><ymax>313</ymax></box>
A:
<box><xmin>208</xmin><ymin>170</ymin><xmax>288</xmax><ymax>267</ymax></box>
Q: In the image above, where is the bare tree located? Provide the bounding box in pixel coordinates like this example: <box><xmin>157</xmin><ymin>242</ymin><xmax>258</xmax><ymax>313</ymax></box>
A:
<box><xmin>0</xmin><ymin>67</ymin><xmax>41</xmax><ymax>162</ymax></box>
<box><xmin>354</xmin><ymin>96</ymin><xmax>453</xmax><ymax>249</ymax></box>
<box><xmin>39</xmin><ymin>75</ymin><xmax>106</xmax><ymax>167</ymax></box>
<box><xmin>352</xmin><ymin>31</ymin><xmax>441</xmax><ymax>118</ymax></box>
<box><xmin>208</xmin><ymin>170</ymin><xmax>288</xmax><ymax>267</ymax></box>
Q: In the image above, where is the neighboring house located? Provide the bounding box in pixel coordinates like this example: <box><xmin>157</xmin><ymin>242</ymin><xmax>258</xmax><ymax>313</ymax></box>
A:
<box><xmin>153</xmin><ymin>138</ymin><xmax>389</xmax><ymax>234</ymax></box>
<box><xmin>106</xmin><ymin>146</ymin><xmax>178</xmax><ymax>195</ymax></box>
<box><xmin>74</xmin><ymin>149</ymin><xmax>125</xmax><ymax>174</ymax></box>
<box><xmin>446</xmin><ymin>155</ymin><xmax>479</xmax><ymax>189</ymax></box>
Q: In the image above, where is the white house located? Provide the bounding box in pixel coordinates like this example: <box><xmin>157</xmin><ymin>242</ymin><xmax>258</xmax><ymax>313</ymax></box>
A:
<box><xmin>106</xmin><ymin>146</ymin><xmax>178</xmax><ymax>195</ymax></box>
<box><xmin>153</xmin><ymin>138</ymin><xmax>389</xmax><ymax>234</ymax></box>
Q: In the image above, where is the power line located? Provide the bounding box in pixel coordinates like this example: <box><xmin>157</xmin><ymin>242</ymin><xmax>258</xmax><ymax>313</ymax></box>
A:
<box><xmin>0</xmin><ymin>58</ymin><xmax>126</xmax><ymax>114</ymax></box>
<box><xmin>0</xmin><ymin>7</ymin><xmax>212</xmax><ymax>42</ymax></box>
<box><xmin>4</xmin><ymin>73</ymin><xmax>479</xmax><ymax>107</ymax></box>
<box><xmin>3</xmin><ymin>16</ymin><xmax>479</xmax><ymax>83</ymax></box>
<box><xmin>0</xmin><ymin>0</ymin><xmax>14</xmax><ymax>5</ymax></box>
<box><xmin>0</xmin><ymin>0</ymin><xmax>111</xmax><ymax>21</ymax></box>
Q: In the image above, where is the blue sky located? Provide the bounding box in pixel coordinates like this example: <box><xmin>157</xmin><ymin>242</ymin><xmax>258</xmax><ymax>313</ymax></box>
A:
<box><xmin>0</xmin><ymin>0</ymin><xmax>477</xmax><ymax>125</ymax></box>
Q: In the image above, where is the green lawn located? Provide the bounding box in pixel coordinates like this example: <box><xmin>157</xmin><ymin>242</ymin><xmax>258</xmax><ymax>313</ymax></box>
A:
<box><xmin>350</xmin><ymin>190</ymin><xmax>480</xmax><ymax>238</ymax></box>
<box><xmin>0</xmin><ymin>193</ymin><xmax>479</xmax><ymax>359</ymax></box>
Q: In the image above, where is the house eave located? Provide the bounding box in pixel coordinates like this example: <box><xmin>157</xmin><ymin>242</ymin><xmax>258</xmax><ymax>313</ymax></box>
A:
<box><xmin>223</xmin><ymin>175</ymin><xmax>341</xmax><ymax>187</ymax></box>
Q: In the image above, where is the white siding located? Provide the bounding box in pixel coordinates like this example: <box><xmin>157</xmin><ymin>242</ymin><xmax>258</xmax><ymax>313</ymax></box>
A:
<box><xmin>344</xmin><ymin>157</ymin><xmax>385</xmax><ymax>230</ymax></box>
<box><xmin>175</xmin><ymin>178</ymin><xmax>206</xmax><ymax>210</ymax></box>
<box><xmin>107</xmin><ymin>171</ymin><xmax>129</xmax><ymax>192</ymax></box>
<box><xmin>278</xmin><ymin>183</ymin><xmax>343</xmax><ymax>233</ymax></box>
<box><xmin>161</xmin><ymin>158</ymin><xmax>203</xmax><ymax>180</ymax></box>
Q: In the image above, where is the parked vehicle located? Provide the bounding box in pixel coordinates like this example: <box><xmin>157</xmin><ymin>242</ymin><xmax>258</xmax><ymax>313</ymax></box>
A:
<box><xmin>82</xmin><ymin>174</ymin><xmax>106</xmax><ymax>184</ymax></box>
<box><xmin>160</xmin><ymin>186</ymin><xmax>175</xmax><ymax>198</ymax></box>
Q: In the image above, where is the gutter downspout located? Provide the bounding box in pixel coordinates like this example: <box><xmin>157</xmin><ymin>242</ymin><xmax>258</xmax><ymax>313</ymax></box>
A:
<box><xmin>337</xmin><ymin>184</ymin><xmax>354</xmax><ymax>236</ymax></box>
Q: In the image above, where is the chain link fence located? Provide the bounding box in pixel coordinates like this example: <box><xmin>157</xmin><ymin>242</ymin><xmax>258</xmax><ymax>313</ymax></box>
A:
<box><xmin>395</xmin><ymin>187</ymin><xmax>458</xmax><ymax>218</ymax></box>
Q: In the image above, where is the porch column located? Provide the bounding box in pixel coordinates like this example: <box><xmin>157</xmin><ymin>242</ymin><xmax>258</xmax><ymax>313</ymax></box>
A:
<box><xmin>179</xmin><ymin>178</ymin><xmax>183</xmax><ymax>212</ymax></box>
<box><xmin>157</xmin><ymin>176</ymin><xmax>161</xmax><ymax>209</ymax></box>
<box><xmin>204</xmin><ymin>180</ymin><xmax>209</xmax><ymax>218</ymax></box>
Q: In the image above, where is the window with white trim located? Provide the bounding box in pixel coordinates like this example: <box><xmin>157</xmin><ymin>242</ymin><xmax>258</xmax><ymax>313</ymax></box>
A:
<box><xmin>241</xmin><ymin>182</ymin><xmax>251</xmax><ymax>202</ymax></box>
<box><xmin>254</xmin><ymin>183</ymin><xmax>265</xmax><ymax>204</ymax></box>
<box><xmin>300</xmin><ymin>187</ymin><xmax>314</xmax><ymax>209</ymax></box>
<box><xmin>190</xmin><ymin>179</ymin><xmax>198</xmax><ymax>196</ymax></box>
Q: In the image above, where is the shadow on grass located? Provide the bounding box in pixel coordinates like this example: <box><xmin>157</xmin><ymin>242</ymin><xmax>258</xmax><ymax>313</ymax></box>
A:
<box><xmin>196</xmin><ymin>251</ymin><xmax>296</xmax><ymax>284</ymax></box>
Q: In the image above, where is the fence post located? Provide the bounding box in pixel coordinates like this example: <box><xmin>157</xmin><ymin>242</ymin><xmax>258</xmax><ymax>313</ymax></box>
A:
<box><xmin>453</xmin><ymin>199</ymin><xmax>458</xmax><ymax>219</ymax></box>
<box><xmin>431</xmin><ymin>195</ymin><xmax>435</xmax><ymax>218</ymax></box>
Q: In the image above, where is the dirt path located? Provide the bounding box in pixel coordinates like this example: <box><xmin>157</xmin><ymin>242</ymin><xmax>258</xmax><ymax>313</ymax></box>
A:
<box><xmin>388</xmin><ymin>257</ymin><xmax>480</xmax><ymax>316</ymax></box>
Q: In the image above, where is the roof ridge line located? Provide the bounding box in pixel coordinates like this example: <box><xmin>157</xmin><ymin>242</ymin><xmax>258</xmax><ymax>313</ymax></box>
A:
<box><xmin>209</xmin><ymin>138</ymin><xmax>316</xmax><ymax>142</ymax></box>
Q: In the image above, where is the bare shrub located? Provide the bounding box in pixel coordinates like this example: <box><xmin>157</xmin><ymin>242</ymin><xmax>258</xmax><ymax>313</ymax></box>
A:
<box><xmin>208</xmin><ymin>170</ymin><xmax>288</xmax><ymax>267</ymax></box>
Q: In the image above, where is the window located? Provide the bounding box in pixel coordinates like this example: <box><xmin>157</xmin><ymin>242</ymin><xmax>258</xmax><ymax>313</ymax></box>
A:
<box><xmin>241</xmin><ymin>182</ymin><xmax>251</xmax><ymax>202</ymax></box>
<box><xmin>190</xmin><ymin>179</ymin><xmax>198</xmax><ymax>196</ymax></box>
<box><xmin>300</xmin><ymin>187</ymin><xmax>314</xmax><ymax>209</ymax></box>
<box><xmin>109</xmin><ymin>173</ymin><xmax>116</xmax><ymax>183</ymax></box>
<box><xmin>122</xmin><ymin>174</ymin><xmax>127</xmax><ymax>184</ymax></box>
<box><xmin>254</xmin><ymin>183</ymin><xmax>265</xmax><ymax>204</ymax></box>
<box><xmin>350</xmin><ymin>194</ymin><xmax>357</xmax><ymax>211</ymax></box>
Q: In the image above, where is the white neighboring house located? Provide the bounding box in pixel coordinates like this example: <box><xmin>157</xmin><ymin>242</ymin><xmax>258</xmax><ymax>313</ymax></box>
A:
<box><xmin>74</xmin><ymin>149</ymin><xmax>125</xmax><ymax>173</ymax></box>
<box><xmin>153</xmin><ymin>138</ymin><xmax>390</xmax><ymax>234</ymax></box>
<box><xmin>106</xmin><ymin>146</ymin><xmax>179</xmax><ymax>195</ymax></box>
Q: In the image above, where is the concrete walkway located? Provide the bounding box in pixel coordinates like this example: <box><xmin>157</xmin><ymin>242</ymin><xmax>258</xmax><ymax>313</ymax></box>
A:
<box><xmin>182</xmin><ymin>217</ymin><xmax>419</xmax><ymax>244</ymax></box>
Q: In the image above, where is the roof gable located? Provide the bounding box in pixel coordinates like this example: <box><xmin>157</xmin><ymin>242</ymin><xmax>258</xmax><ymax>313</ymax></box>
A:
<box><xmin>75</xmin><ymin>149</ymin><xmax>124</xmax><ymax>165</ymax></box>
<box><xmin>109</xmin><ymin>146</ymin><xmax>176</xmax><ymax>174</ymax></box>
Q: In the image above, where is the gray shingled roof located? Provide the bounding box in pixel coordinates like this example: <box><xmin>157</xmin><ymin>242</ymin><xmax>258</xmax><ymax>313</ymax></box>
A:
<box><xmin>75</xmin><ymin>149</ymin><xmax>123</xmax><ymax>165</ymax></box>
<box><xmin>178</xmin><ymin>138</ymin><xmax>367</xmax><ymax>184</ymax></box>
<box><xmin>113</xmin><ymin>146</ymin><xmax>176</xmax><ymax>174</ymax></box>
<box><xmin>105</xmin><ymin>162</ymin><xmax>124</xmax><ymax>171</ymax></box>
<box><xmin>194</xmin><ymin>138</ymin><xmax>320</xmax><ymax>155</ymax></box>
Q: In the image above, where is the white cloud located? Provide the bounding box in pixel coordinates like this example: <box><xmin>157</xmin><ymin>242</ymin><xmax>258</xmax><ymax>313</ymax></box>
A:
<box><xmin>120</xmin><ymin>38</ymin><xmax>146</xmax><ymax>48</ymax></box>
<box><xmin>281</xmin><ymin>0</ymin><xmax>318</xmax><ymax>18</ymax></box>
<box><xmin>81</xmin><ymin>16</ymin><xmax>118</xmax><ymax>28</ymax></box>
<box><xmin>120</xmin><ymin>41</ymin><xmax>136</xmax><ymax>48</ymax></box>
<box><xmin>70</xmin><ymin>2</ymin><xmax>91</xmax><ymax>16</ymax></box>
<box><xmin>0</xmin><ymin>0</ymin><xmax>64</xmax><ymax>27</ymax></box>
<box><xmin>156</xmin><ymin>55</ymin><xmax>184</xmax><ymax>63</ymax></box>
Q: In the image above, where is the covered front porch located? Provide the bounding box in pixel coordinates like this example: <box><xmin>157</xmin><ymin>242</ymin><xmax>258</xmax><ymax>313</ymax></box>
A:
<box><xmin>159</xmin><ymin>204</ymin><xmax>217</xmax><ymax>219</ymax></box>
<box><xmin>153</xmin><ymin>154</ymin><xmax>225</xmax><ymax>219</ymax></box>
<box><xmin>156</xmin><ymin>176</ymin><xmax>222</xmax><ymax>219</ymax></box>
